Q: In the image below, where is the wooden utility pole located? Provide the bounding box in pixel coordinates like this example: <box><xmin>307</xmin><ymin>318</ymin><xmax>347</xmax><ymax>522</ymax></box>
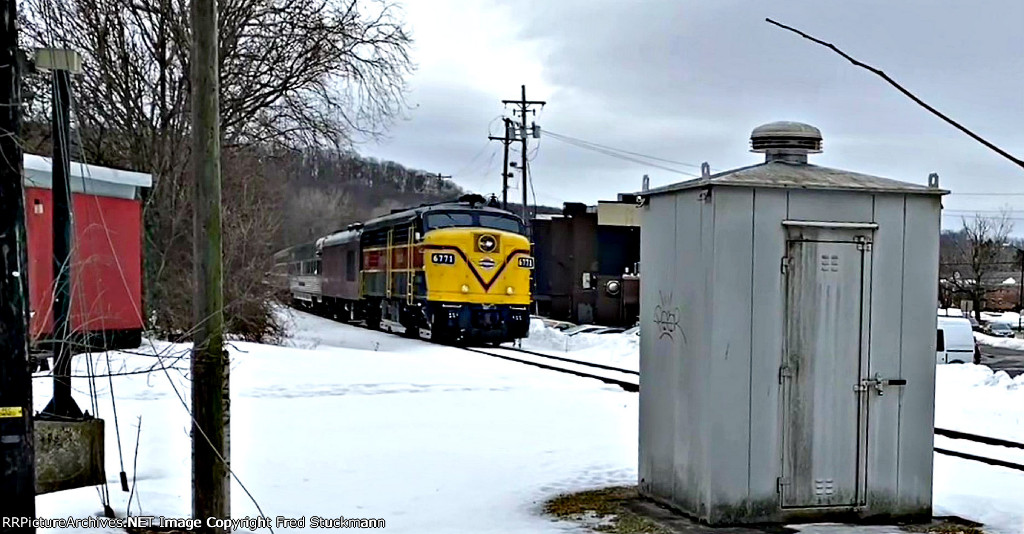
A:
<box><xmin>502</xmin><ymin>85</ymin><xmax>544</xmax><ymax>228</ymax></box>
<box><xmin>488</xmin><ymin>118</ymin><xmax>513</xmax><ymax>210</ymax></box>
<box><xmin>0</xmin><ymin>0</ymin><xmax>36</xmax><ymax>526</ymax></box>
<box><xmin>191</xmin><ymin>0</ymin><xmax>229</xmax><ymax>530</ymax></box>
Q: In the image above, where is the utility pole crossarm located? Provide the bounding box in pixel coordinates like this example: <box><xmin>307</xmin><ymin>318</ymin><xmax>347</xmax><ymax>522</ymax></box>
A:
<box><xmin>501</xmin><ymin>99</ymin><xmax>547</xmax><ymax>105</ymax></box>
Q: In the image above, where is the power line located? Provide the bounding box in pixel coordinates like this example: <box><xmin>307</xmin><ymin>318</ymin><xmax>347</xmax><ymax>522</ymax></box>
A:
<box><xmin>545</xmin><ymin>133</ymin><xmax>701</xmax><ymax>177</ymax></box>
<box><xmin>545</xmin><ymin>130</ymin><xmax>704</xmax><ymax>169</ymax></box>
<box><xmin>767</xmin><ymin>18</ymin><xmax>1024</xmax><ymax>171</ymax></box>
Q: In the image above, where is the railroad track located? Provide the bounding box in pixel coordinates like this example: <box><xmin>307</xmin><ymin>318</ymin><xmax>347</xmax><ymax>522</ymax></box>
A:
<box><xmin>462</xmin><ymin>345</ymin><xmax>639</xmax><ymax>392</ymax></box>
<box><xmin>295</xmin><ymin>306</ymin><xmax>641</xmax><ymax>391</ymax></box>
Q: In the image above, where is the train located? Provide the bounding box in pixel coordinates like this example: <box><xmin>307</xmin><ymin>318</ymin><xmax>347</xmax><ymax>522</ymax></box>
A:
<box><xmin>275</xmin><ymin>194</ymin><xmax>534</xmax><ymax>344</ymax></box>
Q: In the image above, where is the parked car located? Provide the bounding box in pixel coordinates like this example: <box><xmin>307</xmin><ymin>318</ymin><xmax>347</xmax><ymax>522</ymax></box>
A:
<box><xmin>592</xmin><ymin>327</ymin><xmax>626</xmax><ymax>335</ymax></box>
<box><xmin>984</xmin><ymin>321</ymin><xmax>1015</xmax><ymax>338</ymax></box>
<box><xmin>532</xmin><ymin>315</ymin><xmax>577</xmax><ymax>331</ymax></box>
<box><xmin>623</xmin><ymin>326</ymin><xmax>640</xmax><ymax>336</ymax></box>
<box><xmin>966</xmin><ymin>316</ymin><xmax>983</xmax><ymax>332</ymax></box>
<box><xmin>936</xmin><ymin>316</ymin><xmax>977</xmax><ymax>364</ymax></box>
<box><xmin>562</xmin><ymin>324</ymin><xmax>607</xmax><ymax>336</ymax></box>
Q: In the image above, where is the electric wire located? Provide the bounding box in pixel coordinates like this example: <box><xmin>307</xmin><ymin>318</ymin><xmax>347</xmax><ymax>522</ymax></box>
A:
<box><xmin>544</xmin><ymin>130</ymin><xmax>706</xmax><ymax>170</ymax></box>
<box><xmin>543</xmin><ymin>132</ymin><xmax>701</xmax><ymax>178</ymax></box>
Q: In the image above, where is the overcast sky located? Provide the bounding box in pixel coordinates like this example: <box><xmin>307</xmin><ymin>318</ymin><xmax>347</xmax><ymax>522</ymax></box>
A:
<box><xmin>358</xmin><ymin>0</ymin><xmax>1024</xmax><ymax>230</ymax></box>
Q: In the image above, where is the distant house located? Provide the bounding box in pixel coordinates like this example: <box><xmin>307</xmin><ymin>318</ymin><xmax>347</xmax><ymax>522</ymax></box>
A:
<box><xmin>941</xmin><ymin>269</ymin><xmax>1022</xmax><ymax>312</ymax></box>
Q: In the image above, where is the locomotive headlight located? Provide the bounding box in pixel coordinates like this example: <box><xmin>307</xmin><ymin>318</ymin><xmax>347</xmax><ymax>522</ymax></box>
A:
<box><xmin>461</xmin><ymin>284</ymin><xmax>470</xmax><ymax>293</ymax></box>
<box><xmin>605</xmin><ymin>280</ymin><xmax>621</xmax><ymax>296</ymax></box>
<box><xmin>506</xmin><ymin>287</ymin><xmax>514</xmax><ymax>295</ymax></box>
<box><xmin>478</xmin><ymin>234</ymin><xmax>497</xmax><ymax>253</ymax></box>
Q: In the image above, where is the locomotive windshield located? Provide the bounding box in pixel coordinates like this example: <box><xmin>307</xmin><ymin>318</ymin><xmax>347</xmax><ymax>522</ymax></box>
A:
<box><xmin>424</xmin><ymin>211</ymin><xmax>524</xmax><ymax>234</ymax></box>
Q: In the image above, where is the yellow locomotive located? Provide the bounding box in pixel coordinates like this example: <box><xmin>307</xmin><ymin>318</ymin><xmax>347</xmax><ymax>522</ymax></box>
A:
<box><xmin>278</xmin><ymin>195</ymin><xmax>533</xmax><ymax>343</ymax></box>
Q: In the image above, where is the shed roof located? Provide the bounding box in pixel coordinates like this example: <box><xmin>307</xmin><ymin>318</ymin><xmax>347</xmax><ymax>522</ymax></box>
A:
<box><xmin>642</xmin><ymin>160</ymin><xmax>949</xmax><ymax>197</ymax></box>
<box><xmin>23</xmin><ymin>153</ymin><xmax>152</xmax><ymax>200</ymax></box>
<box><xmin>24</xmin><ymin>154</ymin><xmax>152</xmax><ymax>187</ymax></box>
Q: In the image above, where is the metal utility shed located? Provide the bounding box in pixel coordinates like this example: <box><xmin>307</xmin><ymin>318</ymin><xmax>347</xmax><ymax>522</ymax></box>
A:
<box><xmin>637</xmin><ymin>121</ymin><xmax>946</xmax><ymax>525</ymax></box>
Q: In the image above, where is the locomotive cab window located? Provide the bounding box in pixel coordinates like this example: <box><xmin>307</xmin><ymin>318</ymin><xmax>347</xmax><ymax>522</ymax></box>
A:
<box><xmin>424</xmin><ymin>211</ymin><xmax>524</xmax><ymax>234</ymax></box>
<box><xmin>424</xmin><ymin>212</ymin><xmax>474</xmax><ymax>230</ymax></box>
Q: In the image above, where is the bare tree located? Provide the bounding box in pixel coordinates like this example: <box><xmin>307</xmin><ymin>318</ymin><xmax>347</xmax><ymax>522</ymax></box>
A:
<box><xmin>940</xmin><ymin>211</ymin><xmax>1015</xmax><ymax>321</ymax></box>
<box><xmin>20</xmin><ymin>0</ymin><xmax>413</xmax><ymax>340</ymax></box>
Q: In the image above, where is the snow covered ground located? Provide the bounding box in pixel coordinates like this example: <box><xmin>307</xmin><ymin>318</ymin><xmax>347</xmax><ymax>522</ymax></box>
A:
<box><xmin>32</xmin><ymin>310</ymin><xmax>1024</xmax><ymax>533</ymax></box>
<box><xmin>933</xmin><ymin>365</ymin><xmax>1024</xmax><ymax>532</ymax></box>
<box><xmin>34</xmin><ymin>310</ymin><xmax>636</xmax><ymax>533</ymax></box>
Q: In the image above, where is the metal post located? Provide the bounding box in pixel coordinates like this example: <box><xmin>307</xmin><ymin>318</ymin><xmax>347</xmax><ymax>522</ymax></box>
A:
<box><xmin>42</xmin><ymin>68</ymin><xmax>81</xmax><ymax>418</ymax></box>
<box><xmin>501</xmin><ymin>119</ymin><xmax>510</xmax><ymax>210</ymax></box>
<box><xmin>520</xmin><ymin>85</ymin><xmax>529</xmax><ymax>227</ymax></box>
<box><xmin>191</xmin><ymin>0</ymin><xmax>229</xmax><ymax>530</ymax></box>
<box><xmin>0</xmin><ymin>0</ymin><xmax>36</xmax><ymax>525</ymax></box>
<box><xmin>1018</xmin><ymin>249</ymin><xmax>1023</xmax><ymax>334</ymax></box>
<box><xmin>487</xmin><ymin>119</ymin><xmax>513</xmax><ymax>211</ymax></box>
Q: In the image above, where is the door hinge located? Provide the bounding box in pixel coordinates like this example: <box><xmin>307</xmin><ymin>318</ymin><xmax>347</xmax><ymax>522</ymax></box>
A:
<box><xmin>778</xmin><ymin>366</ymin><xmax>793</xmax><ymax>384</ymax></box>
<box><xmin>780</xmin><ymin>256</ymin><xmax>791</xmax><ymax>274</ymax></box>
<box><xmin>776</xmin><ymin>476</ymin><xmax>790</xmax><ymax>493</ymax></box>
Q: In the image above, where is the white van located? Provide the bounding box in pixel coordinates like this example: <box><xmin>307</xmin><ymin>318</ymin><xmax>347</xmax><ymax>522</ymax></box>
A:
<box><xmin>936</xmin><ymin>316</ymin><xmax>978</xmax><ymax>364</ymax></box>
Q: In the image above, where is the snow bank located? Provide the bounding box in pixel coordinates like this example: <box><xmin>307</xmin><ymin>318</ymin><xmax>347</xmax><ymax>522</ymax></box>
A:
<box><xmin>975</xmin><ymin>331</ymin><xmax>1024</xmax><ymax>350</ymax></box>
<box><xmin>518</xmin><ymin>318</ymin><xmax>639</xmax><ymax>371</ymax></box>
<box><xmin>981</xmin><ymin>311</ymin><xmax>1022</xmax><ymax>326</ymax></box>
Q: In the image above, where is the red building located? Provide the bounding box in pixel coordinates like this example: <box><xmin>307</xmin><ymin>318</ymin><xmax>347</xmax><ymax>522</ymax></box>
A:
<box><xmin>22</xmin><ymin>154</ymin><xmax>151</xmax><ymax>350</ymax></box>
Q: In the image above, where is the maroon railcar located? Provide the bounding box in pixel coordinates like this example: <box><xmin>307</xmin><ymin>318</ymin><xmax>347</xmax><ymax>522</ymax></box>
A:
<box><xmin>315</xmin><ymin>225</ymin><xmax>363</xmax><ymax>319</ymax></box>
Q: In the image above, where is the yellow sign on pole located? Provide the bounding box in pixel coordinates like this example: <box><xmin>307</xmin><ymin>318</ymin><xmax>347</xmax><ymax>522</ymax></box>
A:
<box><xmin>0</xmin><ymin>406</ymin><xmax>24</xmax><ymax>418</ymax></box>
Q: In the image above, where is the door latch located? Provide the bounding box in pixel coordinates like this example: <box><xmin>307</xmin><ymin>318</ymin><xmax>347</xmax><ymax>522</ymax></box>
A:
<box><xmin>854</xmin><ymin>373</ymin><xmax>908</xmax><ymax>396</ymax></box>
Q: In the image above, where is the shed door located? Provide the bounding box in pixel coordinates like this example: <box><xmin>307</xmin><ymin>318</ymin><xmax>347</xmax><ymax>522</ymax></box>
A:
<box><xmin>781</xmin><ymin>234</ymin><xmax>871</xmax><ymax>508</ymax></box>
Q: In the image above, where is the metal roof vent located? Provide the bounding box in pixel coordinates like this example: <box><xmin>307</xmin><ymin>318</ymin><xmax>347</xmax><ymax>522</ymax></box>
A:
<box><xmin>750</xmin><ymin>121</ymin><xmax>822</xmax><ymax>164</ymax></box>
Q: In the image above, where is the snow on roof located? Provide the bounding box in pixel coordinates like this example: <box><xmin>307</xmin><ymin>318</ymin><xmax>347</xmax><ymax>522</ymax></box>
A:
<box><xmin>24</xmin><ymin>153</ymin><xmax>152</xmax><ymax>188</ymax></box>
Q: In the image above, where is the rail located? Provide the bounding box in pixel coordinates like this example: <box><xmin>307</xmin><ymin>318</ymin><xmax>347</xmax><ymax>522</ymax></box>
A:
<box><xmin>502</xmin><ymin>346</ymin><xmax>639</xmax><ymax>376</ymax></box>
<box><xmin>934</xmin><ymin>427</ymin><xmax>1024</xmax><ymax>472</ymax></box>
<box><xmin>462</xmin><ymin>347</ymin><xmax>639</xmax><ymax>392</ymax></box>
